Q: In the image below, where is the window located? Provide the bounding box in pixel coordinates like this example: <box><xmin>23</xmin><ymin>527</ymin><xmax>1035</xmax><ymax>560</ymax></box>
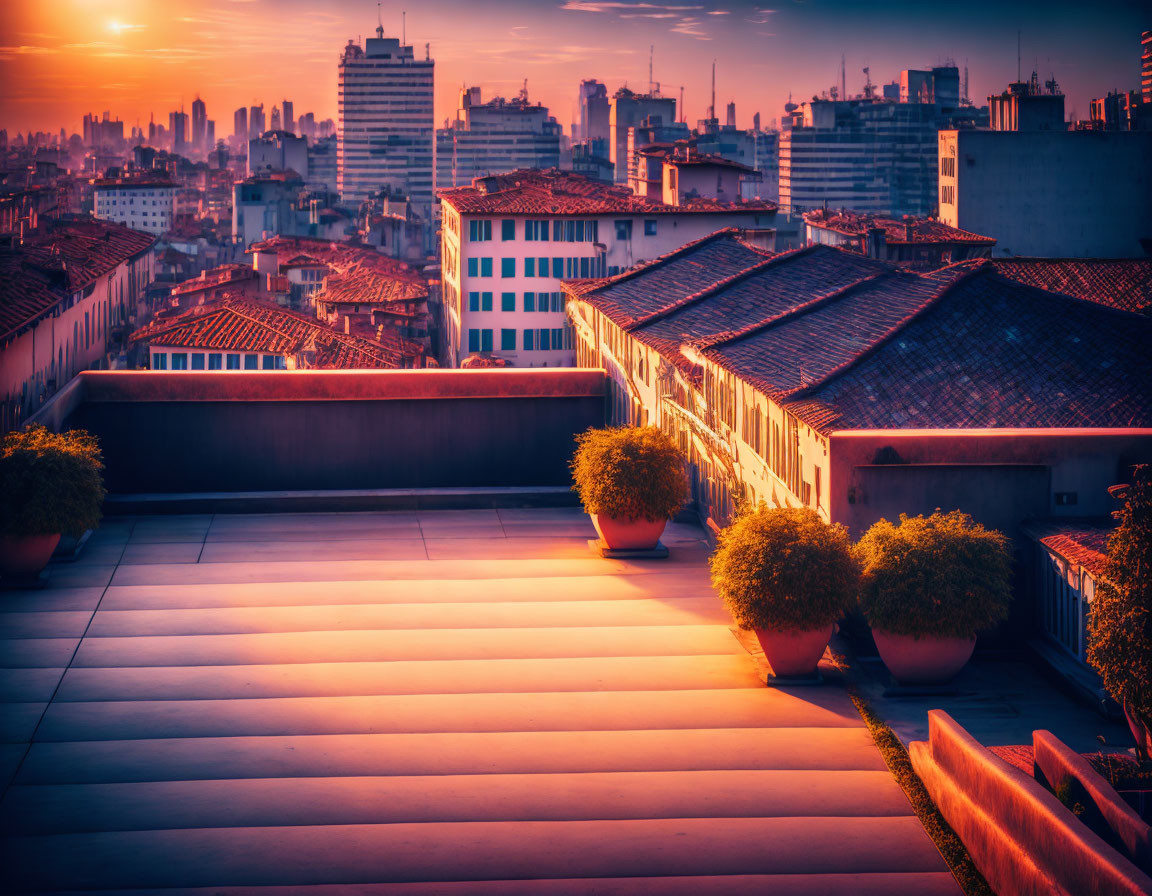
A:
<box><xmin>152</xmin><ymin>352</ymin><xmax>167</xmax><ymax>370</ymax></box>
<box><xmin>262</xmin><ymin>355</ymin><xmax>277</xmax><ymax>370</ymax></box>
<box><xmin>525</xmin><ymin>220</ymin><xmax>550</xmax><ymax>241</ymax></box>
<box><xmin>551</xmin><ymin>258</ymin><xmax>563</xmax><ymax>278</ymax></box>
<box><xmin>940</xmin><ymin>185</ymin><xmax>955</xmax><ymax>206</ymax></box>
<box><xmin>525</xmin><ymin>257</ymin><xmax>535</xmax><ymax>277</ymax></box>
<box><xmin>226</xmin><ymin>353</ymin><xmax>241</xmax><ymax>369</ymax></box>
<box><xmin>481</xmin><ymin>292</ymin><xmax>493</xmax><ymax>311</ymax></box>
<box><xmin>481</xmin><ymin>329</ymin><xmax>493</xmax><ymax>352</ymax></box>
<box><xmin>615</xmin><ymin>220</ymin><xmax>633</xmax><ymax>240</ymax></box>
<box><xmin>191</xmin><ymin>354</ymin><xmax>205</xmax><ymax>370</ymax></box>
<box><xmin>644</xmin><ymin>219</ymin><xmax>657</xmax><ymax>236</ymax></box>
<box><xmin>501</xmin><ymin>328</ymin><xmax>516</xmax><ymax>350</ymax></box>
<box><xmin>501</xmin><ymin>258</ymin><xmax>515</xmax><ymax>278</ymax></box>
<box><xmin>501</xmin><ymin>292</ymin><xmax>516</xmax><ymax>312</ymax></box>
<box><xmin>467</xmin><ymin>257</ymin><xmax>478</xmax><ymax>277</ymax></box>
<box><xmin>539</xmin><ymin>329</ymin><xmax>551</xmax><ymax>351</ymax></box>
<box><xmin>523</xmin><ymin>329</ymin><xmax>535</xmax><ymax>350</ymax></box>
<box><xmin>552</xmin><ymin>328</ymin><xmax>564</xmax><ymax>349</ymax></box>
<box><xmin>940</xmin><ymin>157</ymin><xmax>956</xmax><ymax>178</ymax></box>
<box><xmin>468</xmin><ymin>329</ymin><xmax>480</xmax><ymax>353</ymax></box>
<box><xmin>480</xmin><ymin>258</ymin><xmax>492</xmax><ymax>277</ymax></box>
<box><xmin>524</xmin><ymin>292</ymin><xmax>535</xmax><ymax>311</ymax></box>
<box><xmin>468</xmin><ymin>291</ymin><xmax>480</xmax><ymax>312</ymax></box>
<box><xmin>538</xmin><ymin>257</ymin><xmax>548</xmax><ymax>277</ymax></box>
<box><xmin>244</xmin><ymin>354</ymin><xmax>259</xmax><ymax>370</ymax></box>
<box><xmin>468</xmin><ymin>219</ymin><xmax>492</xmax><ymax>241</ymax></box>
<box><xmin>208</xmin><ymin>353</ymin><xmax>222</xmax><ymax>370</ymax></box>
<box><xmin>501</xmin><ymin>219</ymin><xmax>515</xmax><ymax>241</ymax></box>
<box><xmin>171</xmin><ymin>352</ymin><xmax>188</xmax><ymax>370</ymax></box>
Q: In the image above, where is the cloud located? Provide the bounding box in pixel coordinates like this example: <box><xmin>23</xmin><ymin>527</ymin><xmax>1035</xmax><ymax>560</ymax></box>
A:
<box><xmin>562</xmin><ymin>1</ymin><xmax>702</xmax><ymax>12</ymax></box>
<box><xmin>0</xmin><ymin>45</ymin><xmax>60</xmax><ymax>55</ymax></box>
<box><xmin>746</xmin><ymin>8</ymin><xmax>776</xmax><ymax>24</ymax></box>
<box><xmin>706</xmin><ymin>9</ymin><xmax>730</xmax><ymax>13</ymax></box>
<box><xmin>620</xmin><ymin>12</ymin><xmax>679</xmax><ymax>17</ymax></box>
<box><xmin>671</xmin><ymin>17</ymin><xmax>710</xmax><ymax>38</ymax></box>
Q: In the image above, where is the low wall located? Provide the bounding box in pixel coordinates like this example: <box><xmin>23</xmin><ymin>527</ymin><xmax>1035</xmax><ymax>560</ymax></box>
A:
<box><xmin>34</xmin><ymin>370</ymin><xmax>606</xmax><ymax>494</ymax></box>
<box><xmin>910</xmin><ymin>710</ymin><xmax>1152</xmax><ymax>896</ymax></box>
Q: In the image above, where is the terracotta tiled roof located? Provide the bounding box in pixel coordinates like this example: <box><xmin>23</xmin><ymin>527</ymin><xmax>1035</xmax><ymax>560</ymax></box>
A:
<box><xmin>938</xmin><ymin>257</ymin><xmax>1152</xmax><ymax>315</ymax></box>
<box><xmin>438</xmin><ymin>168</ymin><xmax>775</xmax><ymax>217</ymax></box>
<box><xmin>170</xmin><ymin>264</ymin><xmax>258</xmax><ymax>296</ymax></box>
<box><xmin>570</xmin><ymin>229</ymin><xmax>1152</xmax><ymax>434</ymax></box>
<box><xmin>804</xmin><ymin>209</ymin><xmax>995</xmax><ymax>245</ymax></box>
<box><xmin>1024</xmin><ymin>519</ymin><xmax>1115</xmax><ymax>578</ymax></box>
<box><xmin>129</xmin><ymin>298</ymin><xmax>421</xmax><ymax>369</ymax></box>
<box><xmin>0</xmin><ymin>218</ymin><xmax>156</xmax><ymax>341</ymax></box>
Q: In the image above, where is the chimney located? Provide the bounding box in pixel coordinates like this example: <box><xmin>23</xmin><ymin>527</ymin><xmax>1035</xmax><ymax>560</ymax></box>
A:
<box><xmin>865</xmin><ymin>227</ymin><xmax>887</xmax><ymax>259</ymax></box>
<box><xmin>903</xmin><ymin>216</ymin><xmax>914</xmax><ymax>243</ymax></box>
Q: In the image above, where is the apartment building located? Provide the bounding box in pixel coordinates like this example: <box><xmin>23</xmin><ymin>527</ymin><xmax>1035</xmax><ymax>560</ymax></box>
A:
<box><xmin>438</xmin><ymin>169</ymin><xmax>776</xmax><ymax>368</ymax></box>
<box><xmin>93</xmin><ymin>178</ymin><xmax>176</xmax><ymax>236</ymax></box>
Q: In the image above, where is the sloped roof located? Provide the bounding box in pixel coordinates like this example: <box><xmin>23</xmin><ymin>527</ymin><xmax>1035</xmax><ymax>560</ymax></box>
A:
<box><xmin>0</xmin><ymin>218</ymin><xmax>156</xmax><ymax>341</ymax></box>
<box><xmin>804</xmin><ymin>209</ymin><xmax>995</xmax><ymax>246</ymax></box>
<box><xmin>170</xmin><ymin>264</ymin><xmax>258</xmax><ymax>296</ymax></box>
<box><xmin>1024</xmin><ymin>519</ymin><xmax>1115</xmax><ymax>578</ymax></box>
<box><xmin>438</xmin><ymin>168</ymin><xmax>775</xmax><ymax>217</ymax></box>
<box><xmin>939</xmin><ymin>257</ymin><xmax>1152</xmax><ymax>315</ymax></box>
<box><xmin>129</xmin><ymin>298</ymin><xmax>421</xmax><ymax>369</ymax></box>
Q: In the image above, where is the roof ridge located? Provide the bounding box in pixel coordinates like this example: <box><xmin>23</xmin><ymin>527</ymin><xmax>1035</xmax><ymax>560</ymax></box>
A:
<box><xmin>628</xmin><ymin>244</ymin><xmax>822</xmax><ymax>331</ymax></box>
<box><xmin>695</xmin><ymin>270</ymin><xmax>897</xmax><ymax>352</ymax></box>
<box><xmin>782</xmin><ymin>262</ymin><xmax>988</xmax><ymax>402</ymax></box>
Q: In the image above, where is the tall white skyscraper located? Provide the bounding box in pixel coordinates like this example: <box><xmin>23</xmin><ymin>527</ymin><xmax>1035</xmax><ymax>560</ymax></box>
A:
<box><xmin>338</xmin><ymin>25</ymin><xmax>434</xmax><ymax>228</ymax></box>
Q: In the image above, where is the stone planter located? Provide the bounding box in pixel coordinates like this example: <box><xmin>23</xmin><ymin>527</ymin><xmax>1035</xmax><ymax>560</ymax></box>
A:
<box><xmin>1124</xmin><ymin>699</ymin><xmax>1152</xmax><ymax>761</ymax></box>
<box><xmin>590</xmin><ymin>514</ymin><xmax>666</xmax><ymax>551</ymax></box>
<box><xmin>753</xmin><ymin>625</ymin><xmax>833</xmax><ymax>678</ymax></box>
<box><xmin>873</xmin><ymin>630</ymin><xmax>976</xmax><ymax>684</ymax></box>
<box><xmin>0</xmin><ymin>533</ymin><xmax>61</xmax><ymax>579</ymax></box>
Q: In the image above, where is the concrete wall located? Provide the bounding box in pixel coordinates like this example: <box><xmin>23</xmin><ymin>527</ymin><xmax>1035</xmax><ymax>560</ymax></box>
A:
<box><xmin>938</xmin><ymin>129</ymin><xmax>1152</xmax><ymax>257</ymax></box>
<box><xmin>45</xmin><ymin>370</ymin><xmax>606</xmax><ymax>494</ymax></box>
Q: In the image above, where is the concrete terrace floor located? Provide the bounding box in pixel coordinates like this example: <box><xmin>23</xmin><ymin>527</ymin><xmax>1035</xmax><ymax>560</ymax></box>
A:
<box><xmin>0</xmin><ymin>508</ymin><xmax>959</xmax><ymax>894</ymax></box>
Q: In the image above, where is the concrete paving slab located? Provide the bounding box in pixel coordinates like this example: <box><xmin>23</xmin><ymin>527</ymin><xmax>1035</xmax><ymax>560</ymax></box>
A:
<box><xmin>0</xmin><ymin>668</ymin><xmax>66</xmax><ymax>703</ymax></box>
<box><xmin>120</xmin><ymin>543</ymin><xmax>204</xmax><ymax>565</ymax></box>
<box><xmin>35</xmin><ymin>688</ymin><xmax>863</xmax><ymax>741</ymax></box>
<box><xmin>0</xmin><ymin>702</ymin><xmax>45</xmax><ymax>742</ymax></box>
<box><xmin>0</xmin><ymin>587</ymin><xmax>106</xmax><ymax>613</ymax></box>
<box><xmin>203</xmin><ymin>525</ymin><xmax>424</xmax><ymax>543</ymax></box>
<box><xmin>0</xmin><ymin>742</ymin><xmax>26</xmax><ymax>791</ymax></box>
<box><xmin>17</xmin><ymin>727</ymin><xmax>889</xmax><ymax>784</ymax></box>
<box><xmin>424</xmin><ymin>536</ymin><xmax>600</xmax><ymax>560</ymax></box>
<box><xmin>45</xmin><ymin>564</ymin><xmax>114</xmax><ymax>588</ymax></box>
<box><xmin>1</xmin><ymin>769</ymin><xmax>916</xmax><ymax>834</ymax></box>
<box><xmin>68</xmin><ymin>543</ymin><xmax>127</xmax><ymax>567</ymax></box>
<box><xmin>0</xmin><ymin>638</ymin><xmax>80</xmax><ymax>668</ymax></box>
<box><xmin>55</xmin><ymin>655</ymin><xmax>761</xmax><ymax>701</ymax></box>
<box><xmin>199</xmin><ymin>539</ymin><xmax>429</xmax><ymax>564</ymax></box>
<box><xmin>0</xmin><ymin>611</ymin><xmax>94</xmax><ymax>640</ymax></box>
<box><xmin>83</xmin><ymin>597</ymin><xmax>729</xmax><ymax>637</ymax></box>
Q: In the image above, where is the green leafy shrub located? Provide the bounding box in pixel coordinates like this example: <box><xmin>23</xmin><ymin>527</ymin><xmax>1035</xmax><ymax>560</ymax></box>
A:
<box><xmin>570</xmin><ymin>425</ymin><xmax>688</xmax><ymax>522</ymax></box>
<box><xmin>856</xmin><ymin>510</ymin><xmax>1012</xmax><ymax>638</ymax></box>
<box><xmin>710</xmin><ymin>504</ymin><xmax>859</xmax><ymax>632</ymax></box>
<box><xmin>0</xmin><ymin>425</ymin><xmax>105</xmax><ymax>537</ymax></box>
<box><xmin>1088</xmin><ymin>465</ymin><xmax>1152</xmax><ymax>744</ymax></box>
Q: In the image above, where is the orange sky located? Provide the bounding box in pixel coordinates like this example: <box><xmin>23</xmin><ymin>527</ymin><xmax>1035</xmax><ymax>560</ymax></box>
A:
<box><xmin>1</xmin><ymin>0</ymin><xmax>1146</xmax><ymax>138</ymax></box>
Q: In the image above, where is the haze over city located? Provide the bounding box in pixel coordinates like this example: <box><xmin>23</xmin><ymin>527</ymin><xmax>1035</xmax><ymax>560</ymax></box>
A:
<box><xmin>1</xmin><ymin>0</ymin><xmax>1147</xmax><ymax>134</ymax></box>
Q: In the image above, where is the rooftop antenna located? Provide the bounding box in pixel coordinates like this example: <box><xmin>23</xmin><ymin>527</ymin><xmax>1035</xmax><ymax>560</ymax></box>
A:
<box><xmin>710</xmin><ymin>60</ymin><xmax>716</xmax><ymax>120</ymax></box>
<box><xmin>863</xmin><ymin>65</ymin><xmax>873</xmax><ymax>99</ymax></box>
<box><xmin>402</xmin><ymin>11</ymin><xmax>406</xmax><ymax>45</ymax></box>
<box><xmin>680</xmin><ymin>85</ymin><xmax>685</xmax><ymax>123</ymax></box>
<box><xmin>1017</xmin><ymin>30</ymin><xmax>1021</xmax><ymax>83</ymax></box>
<box><xmin>841</xmin><ymin>54</ymin><xmax>846</xmax><ymax>102</ymax></box>
<box><xmin>649</xmin><ymin>45</ymin><xmax>654</xmax><ymax>94</ymax></box>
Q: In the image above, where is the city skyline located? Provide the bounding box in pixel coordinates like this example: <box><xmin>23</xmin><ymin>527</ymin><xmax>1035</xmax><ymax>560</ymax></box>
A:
<box><xmin>1</xmin><ymin>0</ymin><xmax>1147</xmax><ymax>137</ymax></box>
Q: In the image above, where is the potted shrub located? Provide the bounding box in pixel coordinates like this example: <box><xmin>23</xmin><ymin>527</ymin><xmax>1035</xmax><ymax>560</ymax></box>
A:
<box><xmin>0</xmin><ymin>425</ymin><xmax>105</xmax><ymax>579</ymax></box>
<box><xmin>856</xmin><ymin>510</ymin><xmax>1012</xmax><ymax>684</ymax></box>
<box><xmin>1088</xmin><ymin>466</ymin><xmax>1152</xmax><ymax>760</ymax></box>
<box><xmin>570</xmin><ymin>425</ymin><xmax>688</xmax><ymax>551</ymax></box>
<box><xmin>710</xmin><ymin>505</ymin><xmax>859</xmax><ymax>678</ymax></box>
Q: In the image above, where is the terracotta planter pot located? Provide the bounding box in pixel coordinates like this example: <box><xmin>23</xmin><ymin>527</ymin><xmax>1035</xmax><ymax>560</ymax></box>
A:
<box><xmin>754</xmin><ymin>625</ymin><xmax>833</xmax><ymax>678</ymax></box>
<box><xmin>0</xmin><ymin>533</ymin><xmax>61</xmax><ymax>579</ymax></box>
<box><xmin>590</xmin><ymin>514</ymin><xmax>666</xmax><ymax>551</ymax></box>
<box><xmin>1123</xmin><ymin>698</ymin><xmax>1152</xmax><ymax>760</ymax></box>
<box><xmin>872</xmin><ymin>630</ymin><xmax>976</xmax><ymax>684</ymax></box>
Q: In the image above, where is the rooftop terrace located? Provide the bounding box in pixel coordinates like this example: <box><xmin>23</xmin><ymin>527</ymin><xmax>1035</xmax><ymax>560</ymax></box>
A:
<box><xmin>0</xmin><ymin>507</ymin><xmax>958</xmax><ymax>893</ymax></box>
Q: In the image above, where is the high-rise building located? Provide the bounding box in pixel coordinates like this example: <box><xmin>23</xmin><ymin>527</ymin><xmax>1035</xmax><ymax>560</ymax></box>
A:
<box><xmin>435</xmin><ymin>87</ymin><xmax>561</xmax><ymax>191</ymax></box>
<box><xmin>338</xmin><ymin>24</ymin><xmax>435</xmax><ymax>228</ymax></box>
<box><xmin>249</xmin><ymin>104</ymin><xmax>266</xmax><ymax>140</ymax></box>
<box><xmin>271</xmin><ymin>106</ymin><xmax>282</xmax><ymax>132</ymax></box>
<box><xmin>1142</xmin><ymin>31</ymin><xmax>1151</xmax><ymax>105</ymax></box>
<box><xmin>191</xmin><ymin>96</ymin><xmax>207</xmax><ymax>151</ymax></box>
<box><xmin>609</xmin><ymin>88</ymin><xmax>676</xmax><ymax>183</ymax></box>
<box><xmin>989</xmin><ymin>72</ymin><xmax>1064</xmax><ymax>131</ymax></box>
<box><xmin>169</xmin><ymin>110</ymin><xmax>189</xmax><ymax>155</ymax></box>
<box><xmin>282</xmin><ymin>100</ymin><xmax>295</xmax><ymax>135</ymax></box>
<box><xmin>234</xmin><ymin>107</ymin><xmax>248</xmax><ymax>142</ymax></box>
<box><xmin>578</xmin><ymin>80</ymin><xmax>609</xmax><ymax>143</ymax></box>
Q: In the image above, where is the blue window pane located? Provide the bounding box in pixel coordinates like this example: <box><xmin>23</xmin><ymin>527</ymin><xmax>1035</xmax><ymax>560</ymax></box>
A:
<box><xmin>501</xmin><ymin>328</ymin><xmax>516</xmax><ymax>350</ymax></box>
<box><xmin>501</xmin><ymin>258</ymin><xmax>515</xmax><ymax>278</ymax></box>
<box><xmin>523</xmin><ymin>329</ymin><xmax>534</xmax><ymax>350</ymax></box>
<box><xmin>468</xmin><ymin>329</ymin><xmax>480</xmax><ymax>353</ymax></box>
<box><xmin>244</xmin><ymin>355</ymin><xmax>259</xmax><ymax>370</ymax></box>
<box><xmin>191</xmin><ymin>354</ymin><xmax>205</xmax><ymax>370</ymax></box>
<box><xmin>501</xmin><ymin>292</ymin><xmax>515</xmax><ymax>312</ymax></box>
<box><xmin>525</xmin><ymin>257</ymin><xmax>535</xmax><ymax>277</ymax></box>
<box><xmin>501</xmin><ymin>219</ymin><xmax>515</xmax><ymax>241</ymax></box>
<box><xmin>524</xmin><ymin>292</ymin><xmax>535</xmax><ymax>312</ymax></box>
<box><xmin>481</xmin><ymin>292</ymin><xmax>493</xmax><ymax>311</ymax></box>
<box><xmin>468</xmin><ymin>292</ymin><xmax>480</xmax><ymax>312</ymax></box>
<box><xmin>481</xmin><ymin>258</ymin><xmax>492</xmax><ymax>277</ymax></box>
<box><xmin>481</xmin><ymin>329</ymin><xmax>493</xmax><ymax>352</ymax></box>
<box><xmin>467</xmin><ymin>257</ymin><xmax>478</xmax><ymax>277</ymax></box>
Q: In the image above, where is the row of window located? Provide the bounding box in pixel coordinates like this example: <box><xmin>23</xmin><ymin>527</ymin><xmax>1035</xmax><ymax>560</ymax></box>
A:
<box><xmin>465</xmin><ymin>255</ymin><xmax>607</xmax><ymax>279</ymax></box>
<box><xmin>466</xmin><ymin>327</ymin><xmax>575</xmax><ymax>353</ymax></box>
<box><xmin>466</xmin><ymin>291</ymin><xmax>566</xmax><ymax>313</ymax></box>
<box><xmin>151</xmin><ymin>351</ymin><xmax>287</xmax><ymax>370</ymax></box>
<box><xmin>466</xmin><ymin>217</ymin><xmax>658</xmax><ymax>243</ymax></box>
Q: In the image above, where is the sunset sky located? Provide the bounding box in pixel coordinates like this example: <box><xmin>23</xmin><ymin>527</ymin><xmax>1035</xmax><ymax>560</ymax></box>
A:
<box><xmin>1</xmin><ymin>0</ymin><xmax>1146</xmax><ymax>137</ymax></box>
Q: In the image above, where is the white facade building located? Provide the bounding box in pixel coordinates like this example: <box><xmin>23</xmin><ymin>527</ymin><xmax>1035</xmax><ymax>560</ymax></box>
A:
<box><xmin>438</xmin><ymin>170</ymin><xmax>776</xmax><ymax>369</ymax></box>
<box><xmin>337</xmin><ymin>26</ymin><xmax>434</xmax><ymax>224</ymax></box>
<box><xmin>93</xmin><ymin>180</ymin><xmax>176</xmax><ymax>236</ymax></box>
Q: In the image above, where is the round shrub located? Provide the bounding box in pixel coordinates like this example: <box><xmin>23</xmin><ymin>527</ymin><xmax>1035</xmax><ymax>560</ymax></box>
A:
<box><xmin>0</xmin><ymin>425</ymin><xmax>106</xmax><ymax>537</ymax></box>
<box><xmin>1088</xmin><ymin>465</ymin><xmax>1152</xmax><ymax>740</ymax></box>
<box><xmin>856</xmin><ymin>510</ymin><xmax>1012</xmax><ymax>639</ymax></box>
<box><xmin>710</xmin><ymin>505</ymin><xmax>859</xmax><ymax>632</ymax></box>
<box><xmin>570</xmin><ymin>425</ymin><xmax>688</xmax><ymax>522</ymax></box>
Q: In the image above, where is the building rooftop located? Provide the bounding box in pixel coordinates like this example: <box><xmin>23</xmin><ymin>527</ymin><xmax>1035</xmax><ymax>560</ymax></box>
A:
<box><xmin>129</xmin><ymin>298</ymin><xmax>422</xmax><ymax>368</ymax></box>
<box><xmin>93</xmin><ymin>178</ymin><xmax>177</xmax><ymax>190</ymax></box>
<box><xmin>569</xmin><ymin>235</ymin><xmax>1152</xmax><ymax>433</ymax></box>
<box><xmin>804</xmin><ymin>209</ymin><xmax>996</xmax><ymax>246</ymax></box>
<box><xmin>938</xmin><ymin>257</ymin><xmax>1152</xmax><ymax>315</ymax></box>
<box><xmin>0</xmin><ymin>218</ymin><xmax>156</xmax><ymax>341</ymax></box>
<box><xmin>1023</xmin><ymin>518</ymin><xmax>1115</xmax><ymax>578</ymax></box>
<box><xmin>1</xmin><ymin>506</ymin><xmax>955</xmax><ymax>893</ymax></box>
<box><xmin>438</xmin><ymin>169</ymin><xmax>775</xmax><ymax>216</ymax></box>
<box><xmin>169</xmin><ymin>263</ymin><xmax>258</xmax><ymax>297</ymax></box>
